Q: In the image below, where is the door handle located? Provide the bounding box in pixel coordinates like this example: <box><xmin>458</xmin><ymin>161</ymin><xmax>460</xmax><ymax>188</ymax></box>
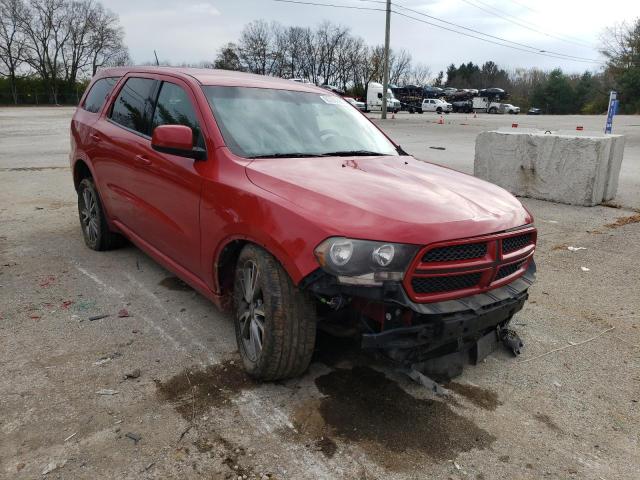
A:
<box><xmin>90</xmin><ymin>133</ymin><xmax>101</xmax><ymax>142</ymax></box>
<box><xmin>134</xmin><ymin>154</ymin><xmax>152</xmax><ymax>167</ymax></box>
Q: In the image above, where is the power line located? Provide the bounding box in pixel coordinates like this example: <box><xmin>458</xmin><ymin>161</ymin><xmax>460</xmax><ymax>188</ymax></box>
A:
<box><xmin>272</xmin><ymin>0</ymin><xmax>600</xmax><ymax>64</ymax></box>
<box><xmin>391</xmin><ymin>9</ymin><xmax>598</xmax><ymax>64</ymax></box>
<box><xmin>273</xmin><ymin>0</ymin><xmax>385</xmax><ymax>12</ymax></box>
<box><xmin>391</xmin><ymin>2</ymin><xmax>599</xmax><ymax>62</ymax></box>
<box><xmin>459</xmin><ymin>0</ymin><xmax>594</xmax><ymax>49</ymax></box>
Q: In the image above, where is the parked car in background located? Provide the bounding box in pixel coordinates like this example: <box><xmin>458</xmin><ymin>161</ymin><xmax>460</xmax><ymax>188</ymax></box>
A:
<box><xmin>423</xmin><ymin>85</ymin><xmax>444</xmax><ymax>99</ymax></box>
<box><xmin>501</xmin><ymin>103</ymin><xmax>520</xmax><ymax>114</ymax></box>
<box><xmin>528</xmin><ymin>107</ymin><xmax>542</xmax><ymax>115</ymax></box>
<box><xmin>422</xmin><ymin>98</ymin><xmax>452</xmax><ymax>114</ymax></box>
<box><xmin>452</xmin><ymin>100</ymin><xmax>473</xmax><ymax>113</ymax></box>
<box><xmin>71</xmin><ymin>67</ymin><xmax>536</xmax><ymax>381</ymax></box>
<box><xmin>344</xmin><ymin>96</ymin><xmax>366</xmax><ymax>111</ymax></box>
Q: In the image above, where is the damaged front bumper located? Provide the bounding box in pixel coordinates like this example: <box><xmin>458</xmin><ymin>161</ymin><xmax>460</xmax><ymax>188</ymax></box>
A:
<box><xmin>304</xmin><ymin>261</ymin><xmax>536</xmax><ymax>354</ymax></box>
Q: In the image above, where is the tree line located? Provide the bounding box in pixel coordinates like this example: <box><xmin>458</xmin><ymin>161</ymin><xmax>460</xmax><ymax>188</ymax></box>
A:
<box><xmin>2</xmin><ymin>5</ymin><xmax>639</xmax><ymax>114</ymax></box>
<box><xmin>0</xmin><ymin>0</ymin><xmax>128</xmax><ymax>104</ymax></box>
<box><xmin>214</xmin><ymin>18</ymin><xmax>640</xmax><ymax>114</ymax></box>
<box><xmin>211</xmin><ymin>20</ymin><xmax>431</xmax><ymax>99</ymax></box>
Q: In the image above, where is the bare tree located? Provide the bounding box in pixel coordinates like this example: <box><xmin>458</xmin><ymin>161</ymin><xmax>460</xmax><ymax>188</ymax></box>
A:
<box><xmin>404</xmin><ymin>62</ymin><xmax>431</xmax><ymax>86</ymax></box>
<box><xmin>19</xmin><ymin>0</ymin><xmax>71</xmax><ymax>103</ymax></box>
<box><xmin>238</xmin><ymin>20</ymin><xmax>275</xmax><ymax>75</ymax></box>
<box><xmin>389</xmin><ymin>49</ymin><xmax>411</xmax><ymax>85</ymax></box>
<box><xmin>600</xmin><ymin>19</ymin><xmax>640</xmax><ymax>72</ymax></box>
<box><xmin>61</xmin><ymin>0</ymin><xmax>95</xmax><ymax>87</ymax></box>
<box><xmin>87</xmin><ymin>3</ymin><xmax>128</xmax><ymax>75</ymax></box>
<box><xmin>0</xmin><ymin>0</ymin><xmax>29</xmax><ymax>103</ymax></box>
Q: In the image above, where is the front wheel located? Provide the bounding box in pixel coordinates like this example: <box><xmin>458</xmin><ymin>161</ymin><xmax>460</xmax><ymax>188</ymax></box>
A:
<box><xmin>233</xmin><ymin>245</ymin><xmax>317</xmax><ymax>380</ymax></box>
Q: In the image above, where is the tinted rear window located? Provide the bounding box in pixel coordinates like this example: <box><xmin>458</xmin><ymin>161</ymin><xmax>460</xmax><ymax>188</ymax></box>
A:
<box><xmin>110</xmin><ymin>77</ymin><xmax>157</xmax><ymax>135</ymax></box>
<box><xmin>82</xmin><ymin>77</ymin><xmax>119</xmax><ymax>113</ymax></box>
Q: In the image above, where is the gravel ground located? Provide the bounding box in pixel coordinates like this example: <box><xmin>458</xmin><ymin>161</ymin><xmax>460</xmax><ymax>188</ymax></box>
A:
<box><xmin>1</xmin><ymin>107</ymin><xmax>639</xmax><ymax>479</ymax></box>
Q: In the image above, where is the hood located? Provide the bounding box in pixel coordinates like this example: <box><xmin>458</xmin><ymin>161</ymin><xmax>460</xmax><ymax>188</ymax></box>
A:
<box><xmin>245</xmin><ymin>156</ymin><xmax>532</xmax><ymax>245</ymax></box>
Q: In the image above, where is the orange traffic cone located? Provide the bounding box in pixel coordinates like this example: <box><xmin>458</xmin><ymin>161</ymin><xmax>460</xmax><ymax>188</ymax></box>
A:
<box><xmin>512</xmin><ymin>123</ymin><xmax>518</xmax><ymax>128</ymax></box>
<box><xmin>576</xmin><ymin>125</ymin><xmax>584</xmax><ymax>131</ymax></box>
<box><xmin>438</xmin><ymin>116</ymin><xmax>444</xmax><ymax>125</ymax></box>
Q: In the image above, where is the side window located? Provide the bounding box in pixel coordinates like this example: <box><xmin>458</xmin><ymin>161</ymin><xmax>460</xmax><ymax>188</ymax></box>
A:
<box><xmin>151</xmin><ymin>82</ymin><xmax>204</xmax><ymax>148</ymax></box>
<box><xmin>82</xmin><ymin>77</ymin><xmax>119</xmax><ymax>113</ymax></box>
<box><xmin>110</xmin><ymin>77</ymin><xmax>157</xmax><ymax>135</ymax></box>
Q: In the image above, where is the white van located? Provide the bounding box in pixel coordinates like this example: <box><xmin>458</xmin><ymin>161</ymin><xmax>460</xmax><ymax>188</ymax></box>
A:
<box><xmin>366</xmin><ymin>82</ymin><xmax>400</xmax><ymax>113</ymax></box>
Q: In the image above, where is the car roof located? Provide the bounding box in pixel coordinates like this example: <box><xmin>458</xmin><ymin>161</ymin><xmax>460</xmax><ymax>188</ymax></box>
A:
<box><xmin>95</xmin><ymin>66</ymin><xmax>327</xmax><ymax>94</ymax></box>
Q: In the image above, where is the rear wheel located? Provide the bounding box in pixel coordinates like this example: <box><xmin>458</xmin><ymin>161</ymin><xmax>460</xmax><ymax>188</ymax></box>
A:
<box><xmin>77</xmin><ymin>178</ymin><xmax>125</xmax><ymax>251</ymax></box>
<box><xmin>436</xmin><ymin>107</ymin><xmax>443</xmax><ymax>114</ymax></box>
<box><xmin>233</xmin><ymin>245</ymin><xmax>317</xmax><ymax>380</ymax></box>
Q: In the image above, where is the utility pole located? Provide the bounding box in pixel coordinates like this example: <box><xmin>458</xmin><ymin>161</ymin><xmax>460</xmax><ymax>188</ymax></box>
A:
<box><xmin>381</xmin><ymin>0</ymin><xmax>391</xmax><ymax>119</ymax></box>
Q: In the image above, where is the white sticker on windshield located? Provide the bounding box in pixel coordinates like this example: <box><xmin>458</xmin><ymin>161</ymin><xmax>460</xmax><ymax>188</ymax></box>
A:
<box><xmin>320</xmin><ymin>95</ymin><xmax>345</xmax><ymax>105</ymax></box>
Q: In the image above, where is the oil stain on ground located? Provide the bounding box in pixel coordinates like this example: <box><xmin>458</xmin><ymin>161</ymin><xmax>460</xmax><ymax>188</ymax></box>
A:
<box><xmin>313</xmin><ymin>366</ymin><xmax>495</xmax><ymax>469</ymax></box>
<box><xmin>155</xmin><ymin>360</ymin><xmax>256</xmax><ymax>420</ymax></box>
<box><xmin>445</xmin><ymin>382</ymin><xmax>501</xmax><ymax>410</ymax></box>
<box><xmin>159</xmin><ymin>276</ymin><xmax>192</xmax><ymax>291</ymax></box>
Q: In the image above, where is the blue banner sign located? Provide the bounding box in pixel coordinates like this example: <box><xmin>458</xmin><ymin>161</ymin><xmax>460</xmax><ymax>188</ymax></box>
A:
<box><xmin>605</xmin><ymin>91</ymin><xmax>618</xmax><ymax>134</ymax></box>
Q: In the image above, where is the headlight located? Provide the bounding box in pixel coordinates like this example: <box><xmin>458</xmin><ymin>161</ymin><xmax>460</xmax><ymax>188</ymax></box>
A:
<box><xmin>314</xmin><ymin>237</ymin><xmax>419</xmax><ymax>285</ymax></box>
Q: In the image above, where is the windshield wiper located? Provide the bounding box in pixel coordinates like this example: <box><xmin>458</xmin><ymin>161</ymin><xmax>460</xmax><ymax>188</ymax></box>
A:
<box><xmin>319</xmin><ymin>150</ymin><xmax>390</xmax><ymax>157</ymax></box>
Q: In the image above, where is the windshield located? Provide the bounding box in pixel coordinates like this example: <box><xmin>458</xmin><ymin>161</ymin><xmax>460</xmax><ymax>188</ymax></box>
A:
<box><xmin>202</xmin><ymin>86</ymin><xmax>398</xmax><ymax>158</ymax></box>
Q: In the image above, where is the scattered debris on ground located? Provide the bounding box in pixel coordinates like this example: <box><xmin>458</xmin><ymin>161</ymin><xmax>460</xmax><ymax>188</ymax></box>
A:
<box><xmin>123</xmin><ymin>368</ymin><xmax>141</xmax><ymax>379</ymax></box>
<box><xmin>125</xmin><ymin>432</ymin><xmax>142</xmax><ymax>444</ymax></box>
<box><xmin>605</xmin><ymin>213</ymin><xmax>640</xmax><ymax>228</ymax></box>
<box><xmin>96</xmin><ymin>389</ymin><xmax>119</xmax><ymax>395</ymax></box>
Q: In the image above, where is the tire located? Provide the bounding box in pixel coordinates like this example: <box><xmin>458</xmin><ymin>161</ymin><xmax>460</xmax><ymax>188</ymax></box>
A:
<box><xmin>233</xmin><ymin>244</ymin><xmax>317</xmax><ymax>381</ymax></box>
<box><xmin>436</xmin><ymin>107</ymin><xmax>442</xmax><ymax>114</ymax></box>
<box><xmin>489</xmin><ymin>107</ymin><xmax>497</xmax><ymax>114</ymax></box>
<box><xmin>77</xmin><ymin>178</ymin><xmax>125</xmax><ymax>251</ymax></box>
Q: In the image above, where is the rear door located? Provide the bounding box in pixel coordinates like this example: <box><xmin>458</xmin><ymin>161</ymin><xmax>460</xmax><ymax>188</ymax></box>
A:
<box><xmin>91</xmin><ymin>76</ymin><xmax>158</xmax><ymax>229</ymax></box>
<box><xmin>130</xmin><ymin>77</ymin><xmax>204</xmax><ymax>276</ymax></box>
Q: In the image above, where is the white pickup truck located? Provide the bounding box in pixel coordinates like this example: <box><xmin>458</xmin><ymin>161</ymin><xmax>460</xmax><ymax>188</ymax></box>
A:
<box><xmin>422</xmin><ymin>98</ymin><xmax>452</xmax><ymax>114</ymax></box>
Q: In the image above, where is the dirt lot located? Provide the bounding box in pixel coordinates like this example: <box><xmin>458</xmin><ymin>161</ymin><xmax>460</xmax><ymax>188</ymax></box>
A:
<box><xmin>1</xmin><ymin>107</ymin><xmax>639</xmax><ymax>479</ymax></box>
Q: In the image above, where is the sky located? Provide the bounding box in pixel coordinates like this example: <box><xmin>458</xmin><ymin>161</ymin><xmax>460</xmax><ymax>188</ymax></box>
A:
<box><xmin>103</xmin><ymin>0</ymin><xmax>639</xmax><ymax>76</ymax></box>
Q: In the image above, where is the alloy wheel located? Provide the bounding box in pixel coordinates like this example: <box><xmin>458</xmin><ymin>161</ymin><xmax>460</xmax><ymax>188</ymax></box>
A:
<box><xmin>81</xmin><ymin>188</ymin><xmax>99</xmax><ymax>245</ymax></box>
<box><xmin>237</xmin><ymin>260</ymin><xmax>265</xmax><ymax>362</ymax></box>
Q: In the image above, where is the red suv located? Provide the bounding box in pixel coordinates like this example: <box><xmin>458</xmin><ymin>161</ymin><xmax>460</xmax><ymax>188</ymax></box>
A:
<box><xmin>70</xmin><ymin>67</ymin><xmax>536</xmax><ymax>380</ymax></box>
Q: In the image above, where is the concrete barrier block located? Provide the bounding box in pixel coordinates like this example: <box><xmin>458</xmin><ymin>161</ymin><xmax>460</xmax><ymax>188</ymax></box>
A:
<box><xmin>474</xmin><ymin>130</ymin><xmax>625</xmax><ymax>206</ymax></box>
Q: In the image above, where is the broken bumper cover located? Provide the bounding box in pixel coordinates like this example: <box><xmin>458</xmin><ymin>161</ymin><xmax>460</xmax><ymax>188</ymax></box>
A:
<box><xmin>361</xmin><ymin>289</ymin><xmax>527</xmax><ymax>349</ymax></box>
<box><xmin>305</xmin><ymin>261</ymin><xmax>535</xmax><ymax>350</ymax></box>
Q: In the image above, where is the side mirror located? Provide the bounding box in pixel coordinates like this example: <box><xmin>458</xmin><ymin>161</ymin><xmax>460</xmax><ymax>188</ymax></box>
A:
<box><xmin>151</xmin><ymin>124</ymin><xmax>206</xmax><ymax>160</ymax></box>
